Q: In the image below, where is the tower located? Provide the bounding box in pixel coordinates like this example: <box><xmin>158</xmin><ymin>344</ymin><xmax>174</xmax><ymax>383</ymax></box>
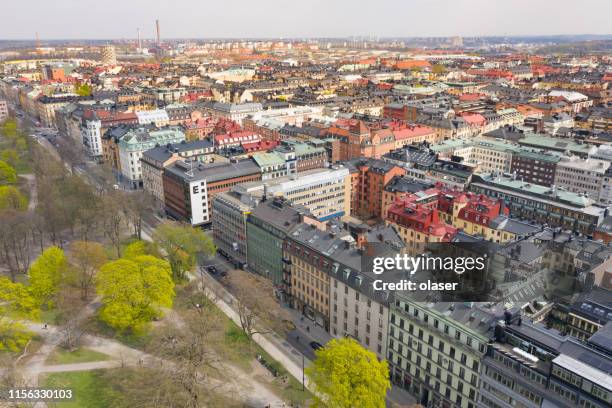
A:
<box><xmin>137</xmin><ymin>27</ymin><xmax>142</xmax><ymax>50</ymax></box>
<box><xmin>155</xmin><ymin>19</ymin><xmax>161</xmax><ymax>46</ymax></box>
<box><xmin>101</xmin><ymin>45</ymin><xmax>117</xmax><ymax>65</ymax></box>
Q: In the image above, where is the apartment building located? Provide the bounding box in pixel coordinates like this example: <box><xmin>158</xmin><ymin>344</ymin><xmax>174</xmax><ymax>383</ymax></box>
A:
<box><xmin>211</xmin><ymin>189</ymin><xmax>260</xmax><ymax>267</ymax></box>
<box><xmin>347</xmin><ymin>158</ymin><xmax>406</xmax><ymax>219</ymax></box>
<box><xmin>284</xmin><ymin>222</ymin><xmax>402</xmax><ymax>358</ymax></box>
<box><xmin>480</xmin><ymin>318</ymin><xmax>612</xmax><ymax>408</ymax></box>
<box><xmin>246</xmin><ymin>197</ymin><xmax>314</xmax><ymax>286</ymax></box>
<box><xmin>239</xmin><ymin>166</ymin><xmax>351</xmax><ymax>221</ymax></box>
<box><xmin>163</xmin><ymin>158</ymin><xmax>261</xmax><ymax>226</ymax></box>
<box><xmin>388</xmin><ymin>299</ymin><xmax>500</xmax><ymax>408</ymax></box>
<box><xmin>0</xmin><ymin>100</ymin><xmax>8</xmax><ymax>121</ymax></box>
<box><xmin>141</xmin><ymin>140</ymin><xmax>214</xmax><ymax>202</ymax></box>
<box><xmin>118</xmin><ymin>126</ymin><xmax>186</xmax><ymax>189</ymax></box>
<box><xmin>554</xmin><ymin>156</ymin><xmax>610</xmax><ymax>202</ymax></box>
<box><xmin>470</xmin><ymin>174</ymin><xmax>607</xmax><ymax>235</ymax></box>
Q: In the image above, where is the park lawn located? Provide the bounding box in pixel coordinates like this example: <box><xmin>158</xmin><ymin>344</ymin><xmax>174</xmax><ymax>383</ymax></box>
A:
<box><xmin>47</xmin><ymin>347</ymin><xmax>110</xmax><ymax>365</ymax></box>
<box><xmin>42</xmin><ymin>370</ymin><xmax>121</xmax><ymax>408</ymax></box>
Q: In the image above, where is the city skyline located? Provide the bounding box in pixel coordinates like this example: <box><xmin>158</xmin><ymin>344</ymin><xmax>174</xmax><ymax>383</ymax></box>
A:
<box><xmin>1</xmin><ymin>0</ymin><xmax>611</xmax><ymax>40</ymax></box>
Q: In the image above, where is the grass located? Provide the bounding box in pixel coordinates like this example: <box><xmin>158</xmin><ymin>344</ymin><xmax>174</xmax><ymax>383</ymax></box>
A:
<box><xmin>42</xmin><ymin>370</ymin><xmax>121</xmax><ymax>408</ymax></box>
<box><xmin>47</xmin><ymin>347</ymin><xmax>110</xmax><ymax>365</ymax></box>
<box><xmin>83</xmin><ymin>317</ymin><xmax>152</xmax><ymax>351</ymax></box>
<box><xmin>173</xmin><ymin>285</ymin><xmax>314</xmax><ymax>405</ymax></box>
<box><xmin>40</xmin><ymin>308</ymin><xmax>59</xmax><ymax>325</ymax></box>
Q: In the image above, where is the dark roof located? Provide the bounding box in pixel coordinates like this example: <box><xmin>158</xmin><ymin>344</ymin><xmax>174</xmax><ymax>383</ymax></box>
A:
<box><xmin>165</xmin><ymin>158</ymin><xmax>260</xmax><ymax>184</ymax></box>
<box><xmin>384</xmin><ymin>176</ymin><xmax>435</xmax><ymax>193</ymax></box>
<box><xmin>143</xmin><ymin>139</ymin><xmax>213</xmax><ymax>163</ymax></box>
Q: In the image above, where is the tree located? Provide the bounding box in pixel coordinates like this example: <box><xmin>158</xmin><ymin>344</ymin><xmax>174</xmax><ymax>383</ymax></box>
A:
<box><xmin>0</xmin><ymin>160</ymin><xmax>17</xmax><ymax>184</ymax></box>
<box><xmin>28</xmin><ymin>246</ymin><xmax>67</xmax><ymax>307</ymax></box>
<box><xmin>306</xmin><ymin>338</ymin><xmax>391</xmax><ymax>408</ymax></box>
<box><xmin>153</xmin><ymin>221</ymin><xmax>215</xmax><ymax>281</ymax></box>
<box><xmin>432</xmin><ymin>64</ymin><xmax>447</xmax><ymax>74</ymax></box>
<box><xmin>0</xmin><ymin>149</ymin><xmax>19</xmax><ymax>168</ymax></box>
<box><xmin>0</xmin><ymin>211</ymin><xmax>33</xmax><ymax>281</ymax></box>
<box><xmin>0</xmin><ymin>277</ymin><xmax>38</xmax><ymax>352</ymax></box>
<box><xmin>68</xmin><ymin>241</ymin><xmax>107</xmax><ymax>300</ymax></box>
<box><xmin>122</xmin><ymin>190</ymin><xmax>156</xmax><ymax>240</ymax></box>
<box><xmin>54</xmin><ymin>286</ymin><xmax>89</xmax><ymax>351</ymax></box>
<box><xmin>123</xmin><ymin>295</ymin><xmax>233</xmax><ymax>408</ymax></box>
<box><xmin>75</xmin><ymin>83</ymin><xmax>92</xmax><ymax>97</ymax></box>
<box><xmin>100</xmin><ymin>190</ymin><xmax>127</xmax><ymax>258</ymax></box>
<box><xmin>0</xmin><ymin>186</ymin><xmax>28</xmax><ymax>211</ymax></box>
<box><xmin>96</xmin><ymin>256</ymin><xmax>175</xmax><ymax>333</ymax></box>
<box><xmin>123</xmin><ymin>240</ymin><xmax>160</xmax><ymax>259</ymax></box>
<box><xmin>226</xmin><ymin>269</ymin><xmax>290</xmax><ymax>338</ymax></box>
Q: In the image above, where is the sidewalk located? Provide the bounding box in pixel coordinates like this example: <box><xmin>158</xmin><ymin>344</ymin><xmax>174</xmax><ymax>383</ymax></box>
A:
<box><xmin>197</xmin><ymin>271</ymin><xmax>316</xmax><ymax>392</ymax></box>
<box><xmin>285</xmin><ymin>306</ymin><xmax>332</xmax><ymax>346</ymax></box>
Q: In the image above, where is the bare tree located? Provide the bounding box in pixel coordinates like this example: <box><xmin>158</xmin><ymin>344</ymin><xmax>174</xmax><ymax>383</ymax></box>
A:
<box><xmin>54</xmin><ymin>288</ymin><xmax>89</xmax><ymax>351</ymax></box>
<box><xmin>110</xmin><ymin>292</ymin><xmax>237</xmax><ymax>408</ymax></box>
<box><xmin>122</xmin><ymin>190</ymin><xmax>156</xmax><ymax>240</ymax></box>
<box><xmin>100</xmin><ymin>191</ymin><xmax>127</xmax><ymax>258</ymax></box>
<box><xmin>226</xmin><ymin>269</ymin><xmax>290</xmax><ymax>338</ymax></box>
<box><xmin>68</xmin><ymin>241</ymin><xmax>107</xmax><ymax>300</ymax></box>
<box><xmin>0</xmin><ymin>211</ymin><xmax>33</xmax><ymax>281</ymax></box>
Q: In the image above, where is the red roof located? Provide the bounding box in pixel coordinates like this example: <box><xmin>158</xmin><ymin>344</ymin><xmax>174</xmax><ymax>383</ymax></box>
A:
<box><xmin>457</xmin><ymin>194</ymin><xmax>508</xmax><ymax>227</ymax></box>
<box><xmin>392</xmin><ymin>125</ymin><xmax>435</xmax><ymax>141</ymax></box>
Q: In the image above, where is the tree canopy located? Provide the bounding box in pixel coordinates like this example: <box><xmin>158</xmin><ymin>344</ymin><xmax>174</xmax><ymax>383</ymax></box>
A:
<box><xmin>96</xmin><ymin>255</ymin><xmax>175</xmax><ymax>333</ymax></box>
<box><xmin>306</xmin><ymin>338</ymin><xmax>391</xmax><ymax>408</ymax></box>
<box><xmin>75</xmin><ymin>83</ymin><xmax>92</xmax><ymax>97</ymax></box>
<box><xmin>153</xmin><ymin>222</ymin><xmax>215</xmax><ymax>281</ymax></box>
<box><xmin>0</xmin><ymin>160</ymin><xmax>17</xmax><ymax>184</ymax></box>
<box><xmin>0</xmin><ymin>277</ymin><xmax>38</xmax><ymax>352</ymax></box>
<box><xmin>0</xmin><ymin>186</ymin><xmax>28</xmax><ymax>211</ymax></box>
<box><xmin>28</xmin><ymin>246</ymin><xmax>67</xmax><ymax>307</ymax></box>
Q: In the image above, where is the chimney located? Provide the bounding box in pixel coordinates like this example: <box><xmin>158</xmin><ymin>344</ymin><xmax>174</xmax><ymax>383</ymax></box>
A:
<box><xmin>156</xmin><ymin>19</ymin><xmax>161</xmax><ymax>46</ymax></box>
<box><xmin>137</xmin><ymin>27</ymin><xmax>142</xmax><ymax>50</ymax></box>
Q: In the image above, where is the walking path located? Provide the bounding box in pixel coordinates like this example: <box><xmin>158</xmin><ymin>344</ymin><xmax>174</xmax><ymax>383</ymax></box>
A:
<box><xmin>195</xmin><ymin>271</ymin><xmax>316</xmax><ymax>392</ymax></box>
<box><xmin>21</xmin><ymin>319</ymin><xmax>285</xmax><ymax>408</ymax></box>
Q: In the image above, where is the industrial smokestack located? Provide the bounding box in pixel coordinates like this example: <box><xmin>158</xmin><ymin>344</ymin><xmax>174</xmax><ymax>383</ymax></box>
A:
<box><xmin>137</xmin><ymin>27</ymin><xmax>141</xmax><ymax>50</ymax></box>
<box><xmin>155</xmin><ymin>19</ymin><xmax>160</xmax><ymax>46</ymax></box>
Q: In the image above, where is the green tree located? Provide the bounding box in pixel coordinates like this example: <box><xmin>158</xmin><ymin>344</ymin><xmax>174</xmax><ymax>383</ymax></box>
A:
<box><xmin>306</xmin><ymin>338</ymin><xmax>391</xmax><ymax>408</ymax></box>
<box><xmin>0</xmin><ymin>160</ymin><xmax>17</xmax><ymax>184</ymax></box>
<box><xmin>0</xmin><ymin>119</ymin><xmax>19</xmax><ymax>138</ymax></box>
<box><xmin>432</xmin><ymin>64</ymin><xmax>447</xmax><ymax>74</ymax></box>
<box><xmin>123</xmin><ymin>240</ymin><xmax>160</xmax><ymax>259</ymax></box>
<box><xmin>0</xmin><ymin>149</ymin><xmax>19</xmax><ymax>168</ymax></box>
<box><xmin>0</xmin><ymin>277</ymin><xmax>38</xmax><ymax>352</ymax></box>
<box><xmin>75</xmin><ymin>83</ymin><xmax>92</xmax><ymax>97</ymax></box>
<box><xmin>96</xmin><ymin>255</ymin><xmax>175</xmax><ymax>334</ymax></box>
<box><xmin>28</xmin><ymin>246</ymin><xmax>67</xmax><ymax>307</ymax></box>
<box><xmin>153</xmin><ymin>222</ymin><xmax>215</xmax><ymax>281</ymax></box>
<box><xmin>0</xmin><ymin>186</ymin><xmax>28</xmax><ymax>211</ymax></box>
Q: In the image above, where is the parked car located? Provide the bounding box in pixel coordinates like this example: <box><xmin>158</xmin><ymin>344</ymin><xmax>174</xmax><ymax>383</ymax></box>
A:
<box><xmin>309</xmin><ymin>341</ymin><xmax>323</xmax><ymax>350</ymax></box>
<box><xmin>206</xmin><ymin>265</ymin><xmax>217</xmax><ymax>274</ymax></box>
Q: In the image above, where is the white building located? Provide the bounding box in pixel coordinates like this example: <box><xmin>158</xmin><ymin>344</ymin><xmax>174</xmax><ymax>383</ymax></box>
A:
<box><xmin>136</xmin><ymin>109</ymin><xmax>169</xmax><ymax>127</ymax></box>
<box><xmin>329</xmin><ymin>266</ymin><xmax>390</xmax><ymax>360</ymax></box>
<box><xmin>83</xmin><ymin>117</ymin><xmax>103</xmax><ymax>157</ymax></box>
<box><xmin>237</xmin><ymin>166</ymin><xmax>351</xmax><ymax>221</ymax></box>
<box><xmin>554</xmin><ymin>156</ymin><xmax>610</xmax><ymax>202</ymax></box>
<box><xmin>118</xmin><ymin>127</ymin><xmax>185</xmax><ymax>188</ymax></box>
<box><xmin>0</xmin><ymin>100</ymin><xmax>8</xmax><ymax>121</ymax></box>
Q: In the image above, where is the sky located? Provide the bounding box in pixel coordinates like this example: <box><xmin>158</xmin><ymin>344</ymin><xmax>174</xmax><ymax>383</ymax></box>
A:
<box><xmin>1</xmin><ymin>0</ymin><xmax>611</xmax><ymax>40</ymax></box>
